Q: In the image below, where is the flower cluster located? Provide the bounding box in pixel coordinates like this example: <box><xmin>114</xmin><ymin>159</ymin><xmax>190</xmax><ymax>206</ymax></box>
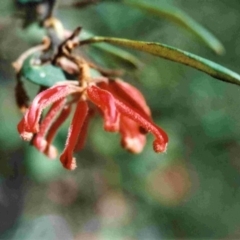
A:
<box><xmin>17</xmin><ymin>76</ymin><xmax>168</xmax><ymax>170</ymax></box>
<box><xmin>16</xmin><ymin>26</ymin><xmax>168</xmax><ymax>170</ymax></box>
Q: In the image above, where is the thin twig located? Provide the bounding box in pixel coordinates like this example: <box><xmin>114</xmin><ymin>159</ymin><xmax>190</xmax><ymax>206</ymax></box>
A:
<box><xmin>12</xmin><ymin>37</ymin><xmax>51</xmax><ymax>73</ymax></box>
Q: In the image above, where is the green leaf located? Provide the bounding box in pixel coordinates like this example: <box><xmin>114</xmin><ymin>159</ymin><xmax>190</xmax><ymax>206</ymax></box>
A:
<box><xmin>21</xmin><ymin>55</ymin><xmax>66</xmax><ymax>87</ymax></box>
<box><xmin>122</xmin><ymin>0</ymin><xmax>225</xmax><ymax>55</ymax></box>
<box><xmin>17</xmin><ymin>0</ymin><xmax>42</xmax><ymax>4</ymax></box>
<box><xmin>80</xmin><ymin>36</ymin><xmax>240</xmax><ymax>86</ymax></box>
<box><xmin>81</xmin><ymin>30</ymin><xmax>142</xmax><ymax>68</ymax></box>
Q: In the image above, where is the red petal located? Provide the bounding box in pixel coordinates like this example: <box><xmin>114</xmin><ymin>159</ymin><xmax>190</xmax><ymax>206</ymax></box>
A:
<box><xmin>115</xmin><ymin>99</ymin><xmax>168</xmax><ymax>153</ymax></box>
<box><xmin>17</xmin><ymin>116</ymin><xmax>33</xmax><ymax>141</ymax></box>
<box><xmin>87</xmin><ymin>85</ymin><xmax>119</xmax><ymax>132</ymax></box>
<box><xmin>60</xmin><ymin>101</ymin><xmax>88</xmax><ymax>170</ymax></box>
<box><xmin>17</xmin><ymin>84</ymin><xmax>79</xmax><ymax>137</ymax></box>
<box><xmin>98</xmin><ymin>79</ymin><xmax>151</xmax><ymax>119</ymax></box>
<box><xmin>33</xmin><ymin>98</ymin><xmax>65</xmax><ymax>158</ymax></box>
<box><xmin>44</xmin><ymin>105</ymin><xmax>72</xmax><ymax>158</ymax></box>
<box><xmin>120</xmin><ymin>116</ymin><xmax>146</xmax><ymax>153</ymax></box>
<box><xmin>74</xmin><ymin>109</ymin><xmax>94</xmax><ymax>152</ymax></box>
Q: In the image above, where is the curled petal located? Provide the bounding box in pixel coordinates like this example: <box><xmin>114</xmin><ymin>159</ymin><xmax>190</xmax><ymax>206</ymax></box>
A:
<box><xmin>32</xmin><ymin>99</ymin><xmax>66</xmax><ymax>159</ymax></box>
<box><xmin>74</xmin><ymin>109</ymin><xmax>94</xmax><ymax>152</ymax></box>
<box><xmin>17</xmin><ymin>117</ymin><xmax>33</xmax><ymax>141</ymax></box>
<box><xmin>60</xmin><ymin>101</ymin><xmax>88</xmax><ymax>170</ymax></box>
<box><xmin>120</xmin><ymin>116</ymin><xmax>146</xmax><ymax>153</ymax></box>
<box><xmin>115</xmin><ymin>99</ymin><xmax>168</xmax><ymax>153</ymax></box>
<box><xmin>17</xmin><ymin>84</ymin><xmax>80</xmax><ymax>137</ymax></box>
<box><xmin>44</xmin><ymin>105</ymin><xmax>72</xmax><ymax>158</ymax></box>
<box><xmin>87</xmin><ymin>85</ymin><xmax>119</xmax><ymax>132</ymax></box>
<box><xmin>98</xmin><ymin>79</ymin><xmax>151</xmax><ymax>119</ymax></box>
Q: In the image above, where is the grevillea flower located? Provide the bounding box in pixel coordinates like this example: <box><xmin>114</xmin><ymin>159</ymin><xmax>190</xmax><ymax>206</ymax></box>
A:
<box><xmin>17</xmin><ymin>77</ymin><xmax>168</xmax><ymax>170</ymax></box>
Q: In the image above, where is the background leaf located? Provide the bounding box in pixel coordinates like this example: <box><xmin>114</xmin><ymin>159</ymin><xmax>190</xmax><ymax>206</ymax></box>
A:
<box><xmin>81</xmin><ymin>30</ymin><xmax>143</xmax><ymax>69</ymax></box>
<box><xmin>81</xmin><ymin>36</ymin><xmax>240</xmax><ymax>86</ymax></box>
<box><xmin>122</xmin><ymin>0</ymin><xmax>225</xmax><ymax>54</ymax></box>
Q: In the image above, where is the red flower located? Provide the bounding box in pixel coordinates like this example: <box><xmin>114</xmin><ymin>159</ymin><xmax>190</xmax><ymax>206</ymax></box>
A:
<box><xmin>17</xmin><ymin>78</ymin><xmax>168</xmax><ymax>170</ymax></box>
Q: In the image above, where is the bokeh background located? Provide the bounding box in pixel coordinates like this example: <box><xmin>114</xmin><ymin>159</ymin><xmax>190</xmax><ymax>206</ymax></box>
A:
<box><xmin>1</xmin><ymin>0</ymin><xmax>240</xmax><ymax>239</ymax></box>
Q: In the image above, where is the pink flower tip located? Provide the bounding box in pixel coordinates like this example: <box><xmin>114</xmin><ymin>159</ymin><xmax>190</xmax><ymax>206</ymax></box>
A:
<box><xmin>33</xmin><ymin>137</ymin><xmax>47</xmax><ymax>151</ymax></box>
<box><xmin>104</xmin><ymin>118</ymin><xmax>119</xmax><ymax>132</ymax></box>
<box><xmin>17</xmin><ymin>119</ymin><xmax>34</xmax><ymax>141</ymax></box>
<box><xmin>121</xmin><ymin>137</ymin><xmax>145</xmax><ymax>154</ymax></box>
<box><xmin>33</xmin><ymin>137</ymin><xmax>58</xmax><ymax>159</ymax></box>
<box><xmin>44</xmin><ymin>145</ymin><xmax>58</xmax><ymax>159</ymax></box>
<box><xmin>20</xmin><ymin>132</ymin><xmax>33</xmax><ymax>141</ymax></box>
<box><xmin>60</xmin><ymin>153</ymin><xmax>77</xmax><ymax>170</ymax></box>
<box><xmin>153</xmin><ymin>140</ymin><xmax>168</xmax><ymax>153</ymax></box>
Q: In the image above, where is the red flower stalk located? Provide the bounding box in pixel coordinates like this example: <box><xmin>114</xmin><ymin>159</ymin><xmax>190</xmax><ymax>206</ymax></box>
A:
<box><xmin>17</xmin><ymin>78</ymin><xmax>168</xmax><ymax>170</ymax></box>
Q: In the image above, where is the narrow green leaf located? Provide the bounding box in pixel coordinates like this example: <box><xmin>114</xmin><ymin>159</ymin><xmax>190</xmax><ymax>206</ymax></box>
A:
<box><xmin>81</xmin><ymin>30</ymin><xmax>142</xmax><ymax>68</ymax></box>
<box><xmin>122</xmin><ymin>0</ymin><xmax>225</xmax><ymax>55</ymax></box>
<box><xmin>80</xmin><ymin>36</ymin><xmax>240</xmax><ymax>86</ymax></box>
<box><xmin>21</xmin><ymin>55</ymin><xmax>66</xmax><ymax>87</ymax></box>
<box><xmin>17</xmin><ymin>0</ymin><xmax>42</xmax><ymax>4</ymax></box>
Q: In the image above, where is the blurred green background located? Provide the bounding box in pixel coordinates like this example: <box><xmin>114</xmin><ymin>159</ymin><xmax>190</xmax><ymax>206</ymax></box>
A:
<box><xmin>1</xmin><ymin>0</ymin><xmax>240</xmax><ymax>239</ymax></box>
